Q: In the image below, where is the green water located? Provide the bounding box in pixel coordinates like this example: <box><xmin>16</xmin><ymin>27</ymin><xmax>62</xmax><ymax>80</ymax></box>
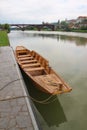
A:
<box><xmin>8</xmin><ymin>31</ymin><xmax>87</xmax><ymax>130</ymax></box>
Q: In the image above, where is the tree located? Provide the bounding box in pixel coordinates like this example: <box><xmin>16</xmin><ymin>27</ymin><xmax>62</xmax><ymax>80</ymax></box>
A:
<box><xmin>3</xmin><ymin>24</ymin><xmax>10</xmax><ymax>33</ymax></box>
<box><xmin>60</xmin><ymin>21</ymin><xmax>71</xmax><ymax>31</ymax></box>
<box><xmin>0</xmin><ymin>23</ymin><xmax>10</xmax><ymax>33</ymax></box>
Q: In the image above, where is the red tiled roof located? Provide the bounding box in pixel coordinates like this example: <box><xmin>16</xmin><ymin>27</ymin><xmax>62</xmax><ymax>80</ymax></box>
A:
<box><xmin>78</xmin><ymin>16</ymin><xmax>87</xmax><ymax>19</ymax></box>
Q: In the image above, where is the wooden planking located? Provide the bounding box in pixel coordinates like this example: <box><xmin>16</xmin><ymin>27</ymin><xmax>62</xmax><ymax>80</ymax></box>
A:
<box><xmin>34</xmin><ymin>75</ymin><xmax>57</xmax><ymax>93</ymax></box>
<box><xmin>16</xmin><ymin>46</ymin><xmax>26</xmax><ymax>50</ymax></box>
<box><xmin>15</xmin><ymin>46</ymin><xmax>72</xmax><ymax>95</ymax></box>
<box><xmin>22</xmin><ymin>63</ymin><xmax>40</xmax><ymax>68</ymax></box>
<box><xmin>31</xmin><ymin>50</ymin><xmax>48</xmax><ymax>63</ymax></box>
<box><xmin>34</xmin><ymin>74</ymin><xmax>63</xmax><ymax>91</ymax></box>
<box><xmin>20</xmin><ymin>59</ymin><xmax>37</xmax><ymax>64</ymax></box>
<box><xmin>18</xmin><ymin>54</ymin><xmax>31</xmax><ymax>58</ymax></box>
<box><xmin>34</xmin><ymin>74</ymin><xmax>61</xmax><ymax>86</ymax></box>
<box><xmin>19</xmin><ymin>56</ymin><xmax>33</xmax><ymax>61</ymax></box>
<box><xmin>24</xmin><ymin>67</ymin><xmax>44</xmax><ymax>72</ymax></box>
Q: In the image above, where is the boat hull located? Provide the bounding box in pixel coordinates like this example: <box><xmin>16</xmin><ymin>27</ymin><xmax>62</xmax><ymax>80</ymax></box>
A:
<box><xmin>15</xmin><ymin>46</ymin><xmax>72</xmax><ymax>95</ymax></box>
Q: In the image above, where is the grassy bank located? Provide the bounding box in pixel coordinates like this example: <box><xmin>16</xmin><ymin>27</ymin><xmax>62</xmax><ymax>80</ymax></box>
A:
<box><xmin>57</xmin><ymin>29</ymin><xmax>87</xmax><ymax>33</ymax></box>
<box><xmin>0</xmin><ymin>31</ymin><xmax>10</xmax><ymax>46</ymax></box>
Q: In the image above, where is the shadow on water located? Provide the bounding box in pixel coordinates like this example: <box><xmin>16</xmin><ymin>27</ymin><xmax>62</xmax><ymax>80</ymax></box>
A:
<box><xmin>34</xmin><ymin>99</ymin><xmax>67</xmax><ymax>127</ymax></box>
<box><xmin>20</xmin><ymin>68</ymin><xmax>67</xmax><ymax>128</ymax></box>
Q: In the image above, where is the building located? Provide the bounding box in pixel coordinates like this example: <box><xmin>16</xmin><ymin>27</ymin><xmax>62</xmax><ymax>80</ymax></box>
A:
<box><xmin>76</xmin><ymin>16</ymin><xmax>87</xmax><ymax>23</ymax></box>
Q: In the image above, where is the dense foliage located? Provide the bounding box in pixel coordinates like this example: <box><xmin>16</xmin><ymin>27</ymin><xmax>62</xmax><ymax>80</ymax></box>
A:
<box><xmin>0</xmin><ymin>23</ymin><xmax>10</xmax><ymax>33</ymax></box>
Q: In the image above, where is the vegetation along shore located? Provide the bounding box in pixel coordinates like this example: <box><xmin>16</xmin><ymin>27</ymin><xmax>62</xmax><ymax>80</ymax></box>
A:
<box><xmin>0</xmin><ymin>31</ymin><xmax>10</xmax><ymax>46</ymax></box>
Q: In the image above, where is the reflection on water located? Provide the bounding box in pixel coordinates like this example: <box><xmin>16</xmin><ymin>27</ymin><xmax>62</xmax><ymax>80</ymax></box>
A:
<box><xmin>19</xmin><ymin>31</ymin><xmax>87</xmax><ymax>46</ymax></box>
<box><xmin>9</xmin><ymin>31</ymin><xmax>87</xmax><ymax>49</ymax></box>
<box><xmin>60</xmin><ymin>35</ymin><xmax>87</xmax><ymax>46</ymax></box>
<box><xmin>21</xmin><ymin>69</ymin><xmax>67</xmax><ymax>128</ymax></box>
<box><xmin>35</xmin><ymin>33</ymin><xmax>87</xmax><ymax>46</ymax></box>
<box><xmin>41</xmin><ymin>33</ymin><xmax>87</xmax><ymax>46</ymax></box>
<box><xmin>34</xmin><ymin>99</ymin><xmax>67</xmax><ymax>127</ymax></box>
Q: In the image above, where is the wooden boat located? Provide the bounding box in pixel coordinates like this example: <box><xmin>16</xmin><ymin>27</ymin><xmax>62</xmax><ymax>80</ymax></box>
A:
<box><xmin>15</xmin><ymin>46</ymin><xmax>72</xmax><ymax>95</ymax></box>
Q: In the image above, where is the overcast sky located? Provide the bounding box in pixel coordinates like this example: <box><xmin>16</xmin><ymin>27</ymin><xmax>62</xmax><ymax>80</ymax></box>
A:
<box><xmin>0</xmin><ymin>0</ymin><xmax>87</xmax><ymax>24</ymax></box>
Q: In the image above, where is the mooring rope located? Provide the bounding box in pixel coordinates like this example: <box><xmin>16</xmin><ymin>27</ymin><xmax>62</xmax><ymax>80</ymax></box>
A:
<box><xmin>29</xmin><ymin>94</ymin><xmax>57</xmax><ymax>104</ymax></box>
<box><xmin>0</xmin><ymin>78</ymin><xmax>21</xmax><ymax>91</ymax></box>
<box><xmin>0</xmin><ymin>94</ymin><xmax>58</xmax><ymax>104</ymax></box>
<box><xmin>0</xmin><ymin>79</ymin><xmax>57</xmax><ymax>104</ymax></box>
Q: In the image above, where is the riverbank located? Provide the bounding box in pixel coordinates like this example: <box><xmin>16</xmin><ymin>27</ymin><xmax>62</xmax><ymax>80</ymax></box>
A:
<box><xmin>71</xmin><ymin>29</ymin><xmax>87</xmax><ymax>33</ymax></box>
<box><xmin>0</xmin><ymin>31</ymin><xmax>10</xmax><ymax>46</ymax></box>
<box><xmin>0</xmin><ymin>46</ymin><xmax>39</xmax><ymax>130</ymax></box>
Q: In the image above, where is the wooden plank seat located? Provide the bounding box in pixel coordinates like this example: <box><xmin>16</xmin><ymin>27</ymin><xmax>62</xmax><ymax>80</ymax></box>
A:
<box><xmin>20</xmin><ymin>59</ymin><xmax>37</xmax><ymax>64</ymax></box>
<box><xmin>19</xmin><ymin>56</ymin><xmax>33</xmax><ymax>61</ymax></box>
<box><xmin>22</xmin><ymin>63</ymin><xmax>41</xmax><ymax>68</ymax></box>
<box><xmin>24</xmin><ymin>67</ymin><xmax>44</xmax><ymax>72</ymax></box>
<box><xmin>18</xmin><ymin>54</ymin><xmax>31</xmax><ymax>58</ymax></box>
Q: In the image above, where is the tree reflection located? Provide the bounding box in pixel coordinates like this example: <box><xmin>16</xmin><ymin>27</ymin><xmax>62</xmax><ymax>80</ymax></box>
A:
<box><xmin>39</xmin><ymin>34</ymin><xmax>87</xmax><ymax>46</ymax></box>
<box><xmin>60</xmin><ymin>35</ymin><xmax>87</xmax><ymax>46</ymax></box>
<box><xmin>23</xmin><ymin>31</ymin><xmax>87</xmax><ymax>46</ymax></box>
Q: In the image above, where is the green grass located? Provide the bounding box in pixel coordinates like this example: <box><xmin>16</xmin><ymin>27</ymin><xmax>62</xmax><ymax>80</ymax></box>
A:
<box><xmin>0</xmin><ymin>31</ymin><xmax>10</xmax><ymax>46</ymax></box>
<box><xmin>71</xmin><ymin>29</ymin><xmax>87</xmax><ymax>33</ymax></box>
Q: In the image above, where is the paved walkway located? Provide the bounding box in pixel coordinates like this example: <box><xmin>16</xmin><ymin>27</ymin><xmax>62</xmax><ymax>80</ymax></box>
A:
<box><xmin>0</xmin><ymin>46</ymin><xmax>39</xmax><ymax>130</ymax></box>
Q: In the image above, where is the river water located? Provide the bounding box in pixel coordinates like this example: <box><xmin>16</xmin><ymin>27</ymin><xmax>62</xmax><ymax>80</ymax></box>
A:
<box><xmin>8</xmin><ymin>31</ymin><xmax>87</xmax><ymax>130</ymax></box>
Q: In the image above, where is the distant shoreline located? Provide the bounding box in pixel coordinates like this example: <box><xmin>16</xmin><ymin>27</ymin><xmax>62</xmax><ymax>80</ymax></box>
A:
<box><xmin>18</xmin><ymin>30</ymin><xmax>87</xmax><ymax>38</ymax></box>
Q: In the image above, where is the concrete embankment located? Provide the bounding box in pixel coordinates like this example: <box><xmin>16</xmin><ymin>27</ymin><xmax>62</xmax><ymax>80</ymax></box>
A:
<box><xmin>0</xmin><ymin>46</ymin><xmax>39</xmax><ymax>130</ymax></box>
